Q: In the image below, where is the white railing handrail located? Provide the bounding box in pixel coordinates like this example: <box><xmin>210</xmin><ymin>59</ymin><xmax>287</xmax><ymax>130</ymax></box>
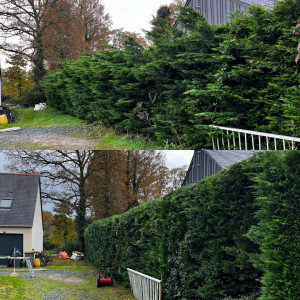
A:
<box><xmin>127</xmin><ymin>268</ymin><xmax>162</xmax><ymax>283</ymax></box>
<box><xmin>209</xmin><ymin>125</ymin><xmax>300</xmax><ymax>150</ymax></box>
<box><xmin>127</xmin><ymin>268</ymin><xmax>162</xmax><ymax>300</ymax></box>
<box><xmin>209</xmin><ymin>125</ymin><xmax>300</xmax><ymax>142</ymax></box>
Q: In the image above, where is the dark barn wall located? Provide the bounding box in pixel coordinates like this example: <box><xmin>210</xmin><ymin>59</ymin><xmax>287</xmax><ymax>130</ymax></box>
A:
<box><xmin>187</xmin><ymin>0</ymin><xmax>249</xmax><ymax>25</ymax></box>
<box><xmin>182</xmin><ymin>151</ymin><xmax>222</xmax><ymax>186</ymax></box>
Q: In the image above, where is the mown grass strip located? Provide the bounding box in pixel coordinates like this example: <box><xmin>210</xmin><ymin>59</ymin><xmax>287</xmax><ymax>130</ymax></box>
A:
<box><xmin>0</xmin><ymin>108</ymin><xmax>85</xmax><ymax>129</ymax></box>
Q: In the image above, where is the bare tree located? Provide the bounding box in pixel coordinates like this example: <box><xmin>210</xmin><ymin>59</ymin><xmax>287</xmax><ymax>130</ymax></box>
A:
<box><xmin>0</xmin><ymin>0</ymin><xmax>112</xmax><ymax>81</ymax></box>
<box><xmin>5</xmin><ymin>150</ymin><xmax>94</xmax><ymax>251</ymax></box>
<box><xmin>0</xmin><ymin>0</ymin><xmax>61</xmax><ymax>83</ymax></box>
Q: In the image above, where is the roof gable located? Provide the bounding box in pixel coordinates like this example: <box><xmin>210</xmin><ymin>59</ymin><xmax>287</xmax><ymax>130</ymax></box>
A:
<box><xmin>0</xmin><ymin>173</ymin><xmax>40</xmax><ymax>227</ymax></box>
<box><xmin>182</xmin><ymin>150</ymin><xmax>262</xmax><ymax>186</ymax></box>
<box><xmin>206</xmin><ymin>150</ymin><xmax>259</xmax><ymax>169</ymax></box>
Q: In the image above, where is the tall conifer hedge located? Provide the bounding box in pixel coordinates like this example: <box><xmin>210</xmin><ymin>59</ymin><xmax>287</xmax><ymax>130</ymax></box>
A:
<box><xmin>85</xmin><ymin>152</ymin><xmax>300</xmax><ymax>299</ymax></box>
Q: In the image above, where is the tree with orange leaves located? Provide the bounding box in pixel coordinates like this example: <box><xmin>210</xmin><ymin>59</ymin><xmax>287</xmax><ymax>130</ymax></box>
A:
<box><xmin>87</xmin><ymin>151</ymin><xmax>129</xmax><ymax>220</ymax></box>
<box><xmin>87</xmin><ymin>151</ymin><xmax>174</xmax><ymax>220</ymax></box>
<box><xmin>43</xmin><ymin>0</ymin><xmax>112</xmax><ymax>69</ymax></box>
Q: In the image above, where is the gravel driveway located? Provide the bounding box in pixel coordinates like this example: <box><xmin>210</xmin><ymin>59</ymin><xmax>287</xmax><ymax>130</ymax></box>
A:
<box><xmin>0</xmin><ymin>269</ymin><xmax>97</xmax><ymax>300</ymax></box>
<box><xmin>0</xmin><ymin>127</ymin><xmax>98</xmax><ymax>150</ymax></box>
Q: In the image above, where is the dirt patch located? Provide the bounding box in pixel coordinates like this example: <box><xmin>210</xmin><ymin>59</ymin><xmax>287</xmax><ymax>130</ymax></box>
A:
<box><xmin>31</xmin><ymin>136</ymin><xmax>98</xmax><ymax>150</ymax></box>
<box><xmin>47</xmin><ymin>275</ymin><xmax>87</xmax><ymax>284</ymax></box>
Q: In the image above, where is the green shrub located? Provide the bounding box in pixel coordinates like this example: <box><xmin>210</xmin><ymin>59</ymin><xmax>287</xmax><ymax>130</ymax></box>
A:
<box><xmin>20</xmin><ymin>89</ymin><xmax>46</xmax><ymax>107</ymax></box>
<box><xmin>62</xmin><ymin>239</ymin><xmax>82</xmax><ymax>255</ymax></box>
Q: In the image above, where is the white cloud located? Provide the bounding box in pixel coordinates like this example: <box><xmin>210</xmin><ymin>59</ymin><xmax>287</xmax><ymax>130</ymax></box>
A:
<box><xmin>102</xmin><ymin>0</ymin><xmax>174</xmax><ymax>34</ymax></box>
<box><xmin>162</xmin><ymin>150</ymin><xmax>194</xmax><ymax>169</ymax></box>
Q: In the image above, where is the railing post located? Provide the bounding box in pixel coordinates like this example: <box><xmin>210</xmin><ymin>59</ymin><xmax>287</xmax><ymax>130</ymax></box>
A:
<box><xmin>160</xmin><ymin>273</ymin><xmax>163</xmax><ymax>300</ymax></box>
<box><xmin>227</xmin><ymin>130</ymin><xmax>230</xmax><ymax>149</ymax></box>
<box><xmin>233</xmin><ymin>131</ymin><xmax>236</xmax><ymax>149</ymax></box>
<box><xmin>251</xmin><ymin>134</ymin><xmax>255</xmax><ymax>150</ymax></box>
<box><xmin>222</xmin><ymin>135</ymin><xmax>225</xmax><ymax>150</ymax></box>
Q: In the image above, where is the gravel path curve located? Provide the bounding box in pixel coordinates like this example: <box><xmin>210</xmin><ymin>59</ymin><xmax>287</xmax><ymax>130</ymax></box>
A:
<box><xmin>0</xmin><ymin>126</ymin><xmax>98</xmax><ymax>150</ymax></box>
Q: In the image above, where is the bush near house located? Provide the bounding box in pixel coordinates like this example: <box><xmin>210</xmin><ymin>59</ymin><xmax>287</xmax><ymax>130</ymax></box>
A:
<box><xmin>42</xmin><ymin>0</ymin><xmax>300</xmax><ymax>148</ymax></box>
<box><xmin>85</xmin><ymin>151</ymin><xmax>300</xmax><ymax>300</ymax></box>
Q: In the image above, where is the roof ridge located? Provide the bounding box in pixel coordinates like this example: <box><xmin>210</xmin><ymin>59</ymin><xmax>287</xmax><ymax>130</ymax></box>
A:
<box><xmin>0</xmin><ymin>172</ymin><xmax>40</xmax><ymax>177</ymax></box>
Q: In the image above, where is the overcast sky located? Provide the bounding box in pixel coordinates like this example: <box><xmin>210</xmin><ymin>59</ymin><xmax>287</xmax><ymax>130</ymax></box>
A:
<box><xmin>102</xmin><ymin>0</ymin><xmax>174</xmax><ymax>34</ymax></box>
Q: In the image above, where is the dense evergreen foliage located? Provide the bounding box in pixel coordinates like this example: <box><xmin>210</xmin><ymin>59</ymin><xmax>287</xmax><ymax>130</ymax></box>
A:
<box><xmin>247</xmin><ymin>151</ymin><xmax>300</xmax><ymax>299</ymax></box>
<box><xmin>42</xmin><ymin>0</ymin><xmax>300</xmax><ymax>148</ymax></box>
<box><xmin>85</xmin><ymin>151</ymin><xmax>300</xmax><ymax>299</ymax></box>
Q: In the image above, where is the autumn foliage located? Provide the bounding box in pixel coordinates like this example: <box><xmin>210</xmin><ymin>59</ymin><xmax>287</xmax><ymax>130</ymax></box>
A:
<box><xmin>87</xmin><ymin>151</ymin><xmax>183</xmax><ymax>220</ymax></box>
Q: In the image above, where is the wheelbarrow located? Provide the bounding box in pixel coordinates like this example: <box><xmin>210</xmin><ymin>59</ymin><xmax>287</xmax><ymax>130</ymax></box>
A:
<box><xmin>96</xmin><ymin>260</ymin><xmax>115</xmax><ymax>287</ymax></box>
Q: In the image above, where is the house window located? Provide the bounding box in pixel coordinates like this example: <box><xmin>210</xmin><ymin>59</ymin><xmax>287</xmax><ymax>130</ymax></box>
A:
<box><xmin>0</xmin><ymin>198</ymin><xmax>13</xmax><ymax>208</ymax></box>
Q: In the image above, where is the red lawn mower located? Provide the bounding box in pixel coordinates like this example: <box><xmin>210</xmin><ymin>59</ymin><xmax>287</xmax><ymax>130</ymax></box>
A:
<box><xmin>96</xmin><ymin>260</ymin><xmax>115</xmax><ymax>287</ymax></box>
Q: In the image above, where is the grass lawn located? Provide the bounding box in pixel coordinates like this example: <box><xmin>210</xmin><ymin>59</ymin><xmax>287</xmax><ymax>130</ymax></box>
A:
<box><xmin>0</xmin><ymin>108</ymin><xmax>86</xmax><ymax>128</ymax></box>
<box><xmin>0</xmin><ymin>257</ymin><xmax>134</xmax><ymax>300</ymax></box>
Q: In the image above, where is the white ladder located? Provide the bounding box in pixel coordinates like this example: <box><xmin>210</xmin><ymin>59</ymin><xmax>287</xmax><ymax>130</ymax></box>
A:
<box><xmin>25</xmin><ymin>257</ymin><xmax>36</xmax><ymax>278</ymax></box>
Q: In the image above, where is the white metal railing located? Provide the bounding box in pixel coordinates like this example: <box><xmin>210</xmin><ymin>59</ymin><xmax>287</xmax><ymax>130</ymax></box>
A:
<box><xmin>127</xmin><ymin>268</ymin><xmax>162</xmax><ymax>300</ymax></box>
<box><xmin>209</xmin><ymin>125</ymin><xmax>300</xmax><ymax>150</ymax></box>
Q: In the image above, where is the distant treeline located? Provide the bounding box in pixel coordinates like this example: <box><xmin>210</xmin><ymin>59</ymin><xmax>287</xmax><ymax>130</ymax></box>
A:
<box><xmin>42</xmin><ymin>0</ymin><xmax>300</xmax><ymax>148</ymax></box>
<box><xmin>85</xmin><ymin>151</ymin><xmax>300</xmax><ymax>299</ymax></box>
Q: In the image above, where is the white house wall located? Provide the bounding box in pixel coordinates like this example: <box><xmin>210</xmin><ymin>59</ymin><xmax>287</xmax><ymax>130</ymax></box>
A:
<box><xmin>31</xmin><ymin>184</ymin><xmax>43</xmax><ymax>251</ymax></box>
<box><xmin>0</xmin><ymin>227</ymin><xmax>32</xmax><ymax>251</ymax></box>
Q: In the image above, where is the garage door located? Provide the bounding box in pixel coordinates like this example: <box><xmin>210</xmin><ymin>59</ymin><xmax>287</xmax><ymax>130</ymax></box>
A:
<box><xmin>0</xmin><ymin>234</ymin><xmax>23</xmax><ymax>266</ymax></box>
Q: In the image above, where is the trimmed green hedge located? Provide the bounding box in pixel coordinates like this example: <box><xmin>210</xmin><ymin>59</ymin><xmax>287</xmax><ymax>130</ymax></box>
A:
<box><xmin>85</xmin><ymin>153</ymin><xmax>271</xmax><ymax>299</ymax></box>
<box><xmin>85</xmin><ymin>152</ymin><xmax>300</xmax><ymax>299</ymax></box>
<box><xmin>247</xmin><ymin>151</ymin><xmax>300</xmax><ymax>299</ymax></box>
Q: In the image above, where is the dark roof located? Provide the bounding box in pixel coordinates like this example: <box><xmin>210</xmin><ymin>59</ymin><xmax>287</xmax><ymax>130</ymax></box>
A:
<box><xmin>184</xmin><ymin>0</ymin><xmax>273</xmax><ymax>7</ymax></box>
<box><xmin>182</xmin><ymin>150</ymin><xmax>263</xmax><ymax>186</ymax></box>
<box><xmin>206</xmin><ymin>150</ymin><xmax>260</xmax><ymax>169</ymax></box>
<box><xmin>0</xmin><ymin>173</ymin><xmax>40</xmax><ymax>227</ymax></box>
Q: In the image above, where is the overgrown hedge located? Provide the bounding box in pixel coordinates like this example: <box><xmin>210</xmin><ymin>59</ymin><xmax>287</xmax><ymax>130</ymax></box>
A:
<box><xmin>42</xmin><ymin>0</ymin><xmax>300</xmax><ymax>148</ymax></box>
<box><xmin>85</xmin><ymin>151</ymin><xmax>300</xmax><ymax>299</ymax></box>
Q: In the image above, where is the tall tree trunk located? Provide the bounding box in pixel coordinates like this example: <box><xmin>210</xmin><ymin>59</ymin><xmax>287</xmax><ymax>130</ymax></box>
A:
<box><xmin>76</xmin><ymin>181</ymin><xmax>87</xmax><ymax>252</ymax></box>
<box><xmin>32</xmin><ymin>36</ymin><xmax>47</xmax><ymax>84</ymax></box>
